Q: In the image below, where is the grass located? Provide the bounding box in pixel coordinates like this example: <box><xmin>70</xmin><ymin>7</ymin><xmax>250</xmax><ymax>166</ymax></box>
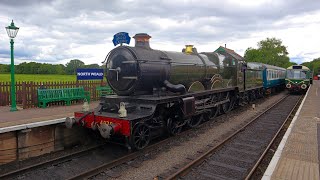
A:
<box><xmin>0</xmin><ymin>74</ymin><xmax>77</xmax><ymax>82</ymax></box>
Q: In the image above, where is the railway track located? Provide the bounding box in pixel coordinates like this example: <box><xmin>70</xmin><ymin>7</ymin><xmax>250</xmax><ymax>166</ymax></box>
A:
<box><xmin>0</xmin><ymin>144</ymin><xmax>100</xmax><ymax>179</ymax></box>
<box><xmin>0</xmin><ymin>143</ymin><xmax>127</xmax><ymax>180</ymax></box>
<box><xmin>67</xmin><ymin>136</ymin><xmax>175</xmax><ymax>180</ymax></box>
<box><xmin>0</xmin><ymin>124</ymin><xmax>193</xmax><ymax>180</ymax></box>
<box><xmin>160</xmin><ymin>94</ymin><xmax>302</xmax><ymax>180</ymax></box>
<box><xmin>65</xmin><ymin>94</ymin><xmax>289</xmax><ymax>180</ymax></box>
<box><xmin>0</xmin><ymin>93</ymin><xmax>290</xmax><ymax>180</ymax></box>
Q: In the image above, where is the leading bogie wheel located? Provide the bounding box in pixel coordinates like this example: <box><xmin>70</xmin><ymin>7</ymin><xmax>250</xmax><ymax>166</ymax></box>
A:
<box><xmin>131</xmin><ymin>124</ymin><xmax>151</xmax><ymax>150</ymax></box>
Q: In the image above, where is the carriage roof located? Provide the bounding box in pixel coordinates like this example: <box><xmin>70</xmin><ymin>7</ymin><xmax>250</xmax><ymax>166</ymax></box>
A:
<box><xmin>287</xmin><ymin>65</ymin><xmax>310</xmax><ymax>70</ymax></box>
<box><xmin>247</xmin><ymin>62</ymin><xmax>286</xmax><ymax>71</ymax></box>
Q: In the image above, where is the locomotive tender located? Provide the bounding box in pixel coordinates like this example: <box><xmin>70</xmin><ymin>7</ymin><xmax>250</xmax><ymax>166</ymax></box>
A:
<box><xmin>66</xmin><ymin>33</ymin><xmax>282</xmax><ymax>150</ymax></box>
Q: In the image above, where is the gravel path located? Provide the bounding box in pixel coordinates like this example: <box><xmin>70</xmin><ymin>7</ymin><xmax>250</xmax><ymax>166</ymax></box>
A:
<box><xmin>105</xmin><ymin>92</ymin><xmax>287</xmax><ymax>180</ymax></box>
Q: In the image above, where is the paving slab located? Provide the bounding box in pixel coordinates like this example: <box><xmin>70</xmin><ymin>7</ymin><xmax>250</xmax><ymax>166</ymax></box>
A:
<box><xmin>0</xmin><ymin>101</ymin><xmax>100</xmax><ymax>128</ymax></box>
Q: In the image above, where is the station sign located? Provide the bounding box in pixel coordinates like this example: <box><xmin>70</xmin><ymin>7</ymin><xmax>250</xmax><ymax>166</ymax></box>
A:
<box><xmin>77</xmin><ymin>68</ymin><xmax>104</xmax><ymax>80</ymax></box>
<box><xmin>112</xmin><ymin>32</ymin><xmax>131</xmax><ymax>46</ymax></box>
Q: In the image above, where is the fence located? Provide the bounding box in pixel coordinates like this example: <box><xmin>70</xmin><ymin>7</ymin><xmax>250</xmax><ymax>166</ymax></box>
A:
<box><xmin>0</xmin><ymin>80</ymin><xmax>107</xmax><ymax>109</ymax></box>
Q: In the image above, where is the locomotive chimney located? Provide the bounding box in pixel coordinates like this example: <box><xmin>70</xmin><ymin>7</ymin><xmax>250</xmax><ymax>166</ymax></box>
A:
<box><xmin>133</xmin><ymin>33</ymin><xmax>151</xmax><ymax>49</ymax></box>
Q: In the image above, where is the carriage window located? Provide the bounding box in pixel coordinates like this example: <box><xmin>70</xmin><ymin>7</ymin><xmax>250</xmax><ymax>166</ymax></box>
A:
<box><xmin>286</xmin><ymin>70</ymin><xmax>307</xmax><ymax>79</ymax></box>
<box><xmin>294</xmin><ymin>71</ymin><xmax>300</xmax><ymax>78</ymax></box>
<box><xmin>272</xmin><ymin>71</ymin><xmax>275</xmax><ymax>79</ymax></box>
<box><xmin>269</xmin><ymin>71</ymin><xmax>271</xmax><ymax>79</ymax></box>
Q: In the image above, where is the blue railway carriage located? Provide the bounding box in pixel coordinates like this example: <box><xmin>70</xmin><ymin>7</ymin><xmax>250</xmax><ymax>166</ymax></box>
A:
<box><xmin>247</xmin><ymin>62</ymin><xmax>286</xmax><ymax>93</ymax></box>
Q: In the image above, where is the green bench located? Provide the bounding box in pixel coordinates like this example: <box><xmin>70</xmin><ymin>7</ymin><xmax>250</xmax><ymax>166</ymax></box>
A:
<box><xmin>96</xmin><ymin>85</ymin><xmax>114</xmax><ymax>96</ymax></box>
<box><xmin>37</xmin><ymin>87</ymin><xmax>90</xmax><ymax>108</ymax></box>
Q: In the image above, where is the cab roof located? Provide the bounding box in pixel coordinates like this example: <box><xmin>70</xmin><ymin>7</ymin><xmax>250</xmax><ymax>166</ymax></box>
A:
<box><xmin>287</xmin><ymin>65</ymin><xmax>310</xmax><ymax>70</ymax></box>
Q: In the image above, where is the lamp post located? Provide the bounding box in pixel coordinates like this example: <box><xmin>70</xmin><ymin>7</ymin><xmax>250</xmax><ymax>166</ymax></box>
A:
<box><xmin>6</xmin><ymin>20</ymin><xmax>19</xmax><ymax>112</ymax></box>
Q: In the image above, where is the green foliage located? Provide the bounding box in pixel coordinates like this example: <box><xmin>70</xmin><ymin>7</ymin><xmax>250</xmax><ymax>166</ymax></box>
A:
<box><xmin>0</xmin><ymin>59</ymin><xmax>103</xmax><ymax>75</ymax></box>
<box><xmin>86</xmin><ymin>64</ymin><xmax>101</xmax><ymax>69</ymax></box>
<box><xmin>301</xmin><ymin>57</ymin><xmax>320</xmax><ymax>75</ymax></box>
<box><xmin>287</xmin><ymin>61</ymin><xmax>297</xmax><ymax>67</ymax></box>
<box><xmin>244</xmin><ymin>38</ymin><xmax>294</xmax><ymax>68</ymax></box>
<box><xmin>7</xmin><ymin>62</ymin><xmax>67</xmax><ymax>74</ymax></box>
<box><xmin>0</xmin><ymin>64</ymin><xmax>10</xmax><ymax>73</ymax></box>
<box><xmin>66</xmin><ymin>59</ymin><xmax>85</xmax><ymax>75</ymax></box>
<box><xmin>55</xmin><ymin>64</ymin><xmax>67</xmax><ymax>74</ymax></box>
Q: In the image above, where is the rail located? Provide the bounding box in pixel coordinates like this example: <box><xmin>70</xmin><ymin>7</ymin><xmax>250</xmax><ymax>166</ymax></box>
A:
<box><xmin>0</xmin><ymin>144</ymin><xmax>103</xmax><ymax>179</ymax></box>
<box><xmin>244</xmin><ymin>95</ymin><xmax>302</xmax><ymax>179</ymax></box>
<box><xmin>1</xmin><ymin>93</ymin><xmax>293</xmax><ymax>179</ymax></box>
<box><xmin>163</xmin><ymin>94</ymin><xmax>302</xmax><ymax>180</ymax></box>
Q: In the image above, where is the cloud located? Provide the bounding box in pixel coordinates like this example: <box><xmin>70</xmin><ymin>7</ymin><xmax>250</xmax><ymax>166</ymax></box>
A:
<box><xmin>0</xmin><ymin>0</ymin><xmax>319</xmax><ymax>65</ymax></box>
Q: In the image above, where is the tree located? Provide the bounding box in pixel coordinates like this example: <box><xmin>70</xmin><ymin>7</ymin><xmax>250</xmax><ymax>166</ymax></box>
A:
<box><xmin>65</xmin><ymin>59</ymin><xmax>85</xmax><ymax>75</ymax></box>
<box><xmin>16</xmin><ymin>62</ymin><xmax>39</xmax><ymax>74</ymax></box>
<box><xmin>288</xmin><ymin>62</ymin><xmax>297</xmax><ymax>66</ymax></box>
<box><xmin>0</xmin><ymin>64</ymin><xmax>10</xmax><ymax>73</ymax></box>
<box><xmin>1</xmin><ymin>60</ymin><xmax>100</xmax><ymax>75</ymax></box>
<box><xmin>85</xmin><ymin>64</ymin><xmax>101</xmax><ymax>69</ymax></box>
<box><xmin>54</xmin><ymin>64</ymin><xmax>66</xmax><ymax>74</ymax></box>
<box><xmin>302</xmin><ymin>57</ymin><xmax>320</xmax><ymax>75</ymax></box>
<box><xmin>244</xmin><ymin>38</ymin><xmax>293</xmax><ymax>68</ymax></box>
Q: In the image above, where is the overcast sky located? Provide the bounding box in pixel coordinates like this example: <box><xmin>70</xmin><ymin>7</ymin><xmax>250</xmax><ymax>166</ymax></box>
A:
<box><xmin>0</xmin><ymin>0</ymin><xmax>319</xmax><ymax>65</ymax></box>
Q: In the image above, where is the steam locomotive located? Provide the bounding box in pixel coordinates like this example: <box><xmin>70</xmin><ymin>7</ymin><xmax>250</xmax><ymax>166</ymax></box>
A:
<box><xmin>66</xmin><ymin>33</ymin><xmax>282</xmax><ymax>150</ymax></box>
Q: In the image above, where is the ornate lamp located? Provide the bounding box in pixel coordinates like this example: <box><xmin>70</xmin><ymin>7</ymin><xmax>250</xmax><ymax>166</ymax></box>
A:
<box><xmin>5</xmin><ymin>20</ymin><xmax>19</xmax><ymax>111</ymax></box>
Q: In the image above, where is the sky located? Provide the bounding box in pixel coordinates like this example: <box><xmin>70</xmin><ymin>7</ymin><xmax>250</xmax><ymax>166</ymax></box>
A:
<box><xmin>0</xmin><ymin>0</ymin><xmax>319</xmax><ymax>66</ymax></box>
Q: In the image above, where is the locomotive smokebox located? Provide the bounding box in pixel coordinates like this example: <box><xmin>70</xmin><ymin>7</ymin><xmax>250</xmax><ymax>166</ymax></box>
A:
<box><xmin>133</xmin><ymin>33</ymin><xmax>151</xmax><ymax>49</ymax></box>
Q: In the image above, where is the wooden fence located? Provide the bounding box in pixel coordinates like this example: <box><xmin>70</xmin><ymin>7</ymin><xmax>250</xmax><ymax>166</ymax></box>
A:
<box><xmin>0</xmin><ymin>80</ymin><xmax>107</xmax><ymax>109</ymax></box>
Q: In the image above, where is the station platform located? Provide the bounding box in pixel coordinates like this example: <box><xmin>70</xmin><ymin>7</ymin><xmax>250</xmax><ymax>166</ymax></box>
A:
<box><xmin>263</xmin><ymin>80</ymin><xmax>320</xmax><ymax>179</ymax></box>
<box><xmin>0</xmin><ymin>101</ymin><xmax>100</xmax><ymax>164</ymax></box>
<box><xmin>0</xmin><ymin>101</ymin><xmax>99</xmax><ymax>131</ymax></box>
